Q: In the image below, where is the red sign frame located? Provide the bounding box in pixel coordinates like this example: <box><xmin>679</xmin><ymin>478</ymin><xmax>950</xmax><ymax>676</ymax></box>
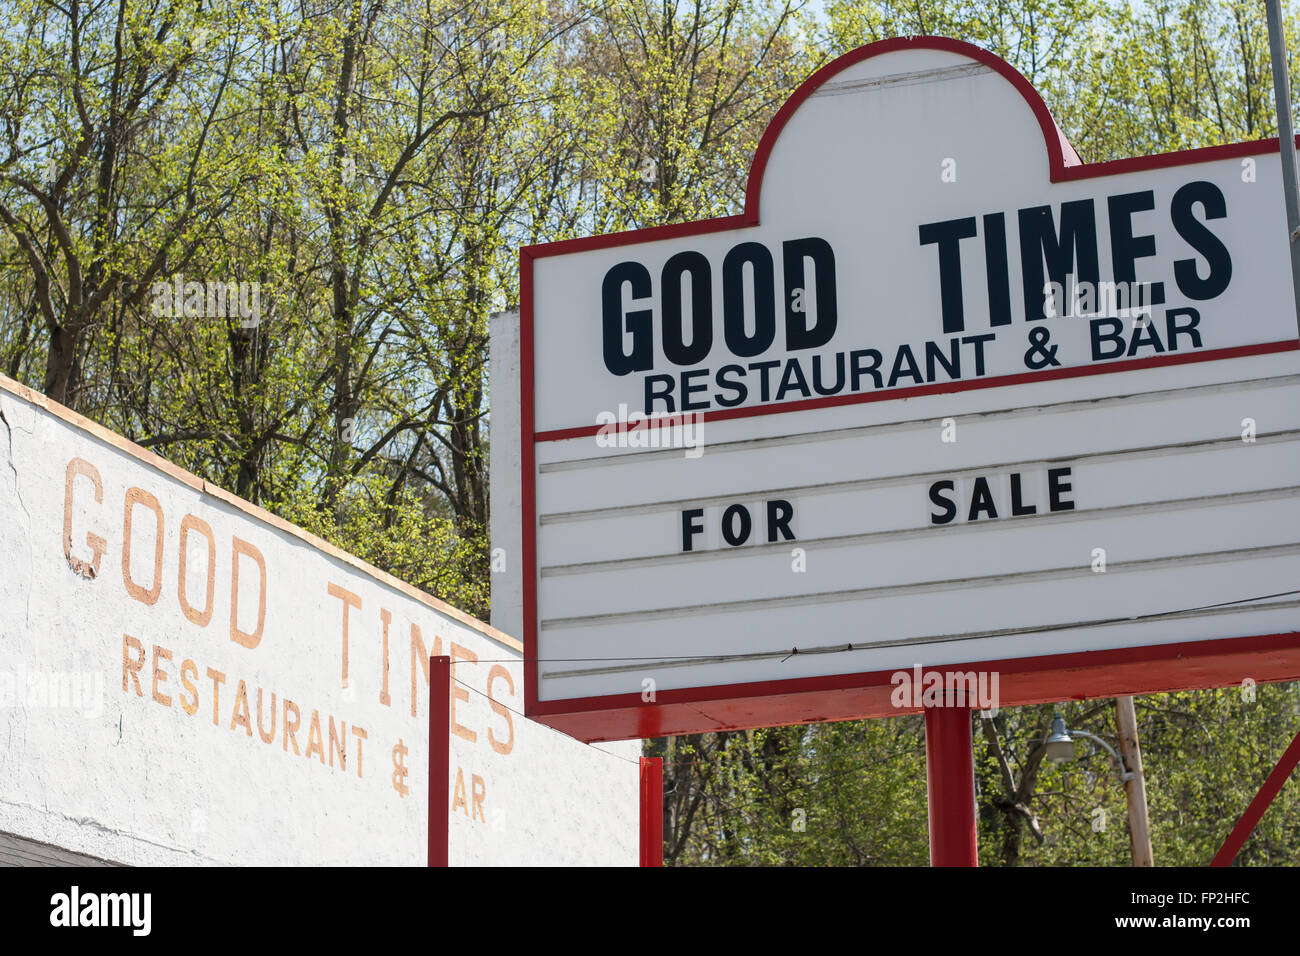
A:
<box><xmin>519</xmin><ymin>35</ymin><xmax>1300</xmax><ymax>743</ymax></box>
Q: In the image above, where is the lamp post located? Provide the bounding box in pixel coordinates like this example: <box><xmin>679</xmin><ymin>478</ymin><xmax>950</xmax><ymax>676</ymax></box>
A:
<box><xmin>1264</xmin><ymin>0</ymin><xmax>1300</xmax><ymax>333</ymax></box>
<box><xmin>1042</xmin><ymin>706</ymin><xmax>1153</xmax><ymax>866</ymax></box>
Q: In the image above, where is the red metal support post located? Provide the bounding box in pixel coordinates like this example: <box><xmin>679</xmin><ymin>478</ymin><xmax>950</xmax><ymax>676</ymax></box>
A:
<box><xmin>639</xmin><ymin>756</ymin><xmax>664</xmax><ymax>867</ymax></box>
<box><xmin>925</xmin><ymin>705</ymin><xmax>978</xmax><ymax>866</ymax></box>
<box><xmin>1211</xmin><ymin>726</ymin><xmax>1300</xmax><ymax>866</ymax></box>
<box><xmin>429</xmin><ymin>655</ymin><xmax>451</xmax><ymax>867</ymax></box>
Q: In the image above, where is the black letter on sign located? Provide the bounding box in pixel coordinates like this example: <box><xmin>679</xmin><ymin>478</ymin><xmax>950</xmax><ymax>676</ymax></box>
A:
<box><xmin>721</xmin><ymin>504</ymin><xmax>752</xmax><ymax>546</ymax></box>
<box><xmin>766</xmin><ymin>499</ymin><xmax>796</xmax><ymax>542</ymax></box>
<box><xmin>602</xmin><ymin>262</ymin><xmax>653</xmax><ymax>375</ymax></box>
<box><xmin>968</xmin><ymin>476</ymin><xmax>998</xmax><ymax>521</ymax></box>
<box><xmin>1171</xmin><ymin>181</ymin><xmax>1232</xmax><ymax>300</ymax></box>
<box><xmin>929</xmin><ymin>480</ymin><xmax>958</xmax><ymax>525</ymax></box>
<box><xmin>645</xmin><ymin>374</ymin><xmax>676</xmax><ymax>414</ymax></box>
<box><xmin>723</xmin><ymin>243</ymin><xmax>776</xmax><ymax>357</ymax></box>
<box><xmin>1090</xmin><ymin>318</ymin><xmax>1126</xmax><ymax>360</ymax></box>
<box><xmin>783</xmin><ymin>238</ymin><xmax>838</xmax><ymax>350</ymax></box>
<box><xmin>1047</xmin><ymin>467</ymin><xmax>1075</xmax><ymax>512</ymax></box>
<box><xmin>681</xmin><ymin>508</ymin><xmax>705</xmax><ymax>552</ymax></box>
<box><xmin>1019</xmin><ymin>200</ymin><xmax>1100</xmax><ymax>322</ymax></box>
<box><xmin>1009</xmin><ymin>473</ymin><xmax>1037</xmax><ymax>516</ymax></box>
<box><xmin>919</xmin><ymin>217</ymin><xmax>978</xmax><ymax>334</ymax></box>
<box><xmin>661</xmin><ymin>251</ymin><xmax>713</xmax><ymax>366</ymax></box>
<box><xmin>983</xmin><ymin>213</ymin><xmax>1013</xmax><ymax>327</ymax></box>
<box><xmin>1108</xmin><ymin>191</ymin><xmax>1165</xmax><ymax>305</ymax></box>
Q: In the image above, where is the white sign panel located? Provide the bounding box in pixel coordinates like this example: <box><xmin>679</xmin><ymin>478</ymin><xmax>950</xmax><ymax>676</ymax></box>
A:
<box><xmin>521</xmin><ymin>38</ymin><xmax>1300</xmax><ymax>740</ymax></box>
<box><xmin>0</xmin><ymin>378</ymin><xmax>637</xmax><ymax>865</ymax></box>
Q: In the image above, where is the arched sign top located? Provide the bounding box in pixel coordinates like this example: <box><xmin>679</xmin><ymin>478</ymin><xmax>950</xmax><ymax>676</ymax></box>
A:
<box><xmin>524</xmin><ymin>34</ymin><xmax>1288</xmax><ymax>261</ymax></box>
<box><xmin>742</xmin><ymin>35</ymin><xmax>1081</xmax><ymax>222</ymax></box>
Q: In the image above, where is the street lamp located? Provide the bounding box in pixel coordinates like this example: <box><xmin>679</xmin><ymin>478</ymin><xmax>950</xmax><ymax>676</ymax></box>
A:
<box><xmin>1043</xmin><ymin>713</ymin><xmax>1133</xmax><ymax>783</ymax></box>
<box><xmin>1044</xmin><ymin>715</ymin><xmax>1074</xmax><ymax>763</ymax></box>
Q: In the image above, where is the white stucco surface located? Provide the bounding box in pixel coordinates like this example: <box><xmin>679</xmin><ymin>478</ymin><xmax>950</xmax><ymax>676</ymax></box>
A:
<box><xmin>0</xmin><ymin>378</ymin><xmax>638</xmax><ymax>865</ymax></box>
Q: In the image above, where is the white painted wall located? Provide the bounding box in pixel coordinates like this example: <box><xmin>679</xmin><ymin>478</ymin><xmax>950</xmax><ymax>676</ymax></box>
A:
<box><xmin>0</xmin><ymin>378</ymin><xmax>638</xmax><ymax>865</ymax></box>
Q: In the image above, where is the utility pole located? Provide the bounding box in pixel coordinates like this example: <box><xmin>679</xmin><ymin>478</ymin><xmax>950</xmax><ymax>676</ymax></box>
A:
<box><xmin>1265</xmin><ymin>0</ymin><xmax>1300</xmax><ymax>334</ymax></box>
<box><xmin>1115</xmin><ymin>695</ymin><xmax>1154</xmax><ymax>867</ymax></box>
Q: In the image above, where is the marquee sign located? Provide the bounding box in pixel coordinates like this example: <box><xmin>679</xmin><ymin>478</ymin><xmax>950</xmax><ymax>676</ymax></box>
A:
<box><xmin>521</xmin><ymin>37</ymin><xmax>1300</xmax><ymax>742</ymax></box>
